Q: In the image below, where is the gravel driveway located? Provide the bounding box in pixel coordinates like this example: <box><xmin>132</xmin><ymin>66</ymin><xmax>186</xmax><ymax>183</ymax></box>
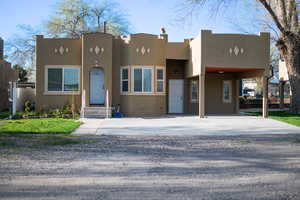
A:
<box><xmin>1</xmin><ymin>134</ymin><xmax>300</xmax><ymax>200</ymax></box>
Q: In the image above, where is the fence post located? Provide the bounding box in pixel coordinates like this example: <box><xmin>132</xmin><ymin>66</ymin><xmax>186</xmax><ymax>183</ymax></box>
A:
<box><xmin>12</xmin><ymin>82</ymin><xmax>17</xmax><ymax>117</ymax></box>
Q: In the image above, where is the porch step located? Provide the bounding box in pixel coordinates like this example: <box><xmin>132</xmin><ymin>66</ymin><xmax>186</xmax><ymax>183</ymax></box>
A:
<box><xmin>82</xmin><ymin>106</ymin><xmax>112</xmax><ymax>118</ymax></box>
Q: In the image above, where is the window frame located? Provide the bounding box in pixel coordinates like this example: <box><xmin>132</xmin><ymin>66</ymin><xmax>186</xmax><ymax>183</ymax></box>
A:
<box><xmin>44</xmin><ymin>65</ymin><xmax>81</xmax><ymax>95</ymax></box>
<box><xmin>156</xmin><ymin>66</ymin><xmax>165</xmax><ymax>93</ymax></box>
<box><xmin>120</xmin><ymin>66</ymin><xmax>130</xmax><ymax>93</ymax></box>
<box><xmin>190</xmin><ymin>79</ymin><xmax>198</xmax><ymax>103</ymax></box>
<box><xmin>131</xmin><ymin>66</ymin><xmax>154</xmax><ymax>94</ymax></box>
<box><xmin>223</xmin><ymin>80</ymin><xmax>232</xmax><ymax>103</ymax></box>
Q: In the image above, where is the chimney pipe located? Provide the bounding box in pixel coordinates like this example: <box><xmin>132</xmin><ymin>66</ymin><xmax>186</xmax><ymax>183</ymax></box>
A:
<box><xmin>104</xmin><ymin>21</ymin><xmax>107</xmax><ymax>34</ymax></box>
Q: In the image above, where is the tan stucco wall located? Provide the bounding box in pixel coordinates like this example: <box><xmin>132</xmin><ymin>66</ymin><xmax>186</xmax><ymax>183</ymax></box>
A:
<box><xmin>166</xmin><ymin>42</ymin><xmax>189</xmax><ymax>60</ymax></box>
<box><xmin>205</xmin><ymin>73</ymin><xmax>237</xmax><ymax>114</ymax></box>
<box><xmin>120</xmin><ymin>95</ymin><xmax>166</xmax><ymax>117</ymax></box>
<box><xmin>35</xmin><ymin>30</ymin><xmax>269</xmax><ymax>116</ymax></box>
<box><xmin>0</xmin><ymin>60</ymin><xmax>17</xmax><ymax>111</ymax></box>
<box><xmin>82</xmin><ymin>33</ymin><xmax>113</xmax><ymax>106</ymax></box>
<box><xmin>35</xmin><ymin>36</ymin><xmax>82</xmax><ymax>111</ymax></box>
<box><xmin>185</xmin><ymin>30</ymin><xmax>270</xmax><ymax>78</ymax></box>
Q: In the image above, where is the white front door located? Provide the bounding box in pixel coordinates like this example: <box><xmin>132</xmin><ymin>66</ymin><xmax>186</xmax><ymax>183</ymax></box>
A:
<box><xmin>169</xmin><ymin>79</ymin><xmax>184</xmax><ymax>113</ymax></box>
<box><xmin>90</xmin><ymin>69</ymin><xmax>105</xmax><ymax>105</ymax></box>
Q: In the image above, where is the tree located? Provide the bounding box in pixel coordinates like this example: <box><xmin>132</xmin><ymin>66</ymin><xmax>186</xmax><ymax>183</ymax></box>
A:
<box><xmin>185</xmin><ymin>0</ymin><xmax>300</xmax><ymax>114</ymax></box>
<box><xmin>5</xmin><ymin>25</ymin><xmax>41</xmax><ymax>81</ymax></box>
<box><xmin>13</xmin><ymin>64</ymin><xmax>28</xmax><ymax>83</ymax></box>
<box><xmin>45</xmin><ymin>0</ymin><xmax>130</xmax><ymax>38</ymax></box>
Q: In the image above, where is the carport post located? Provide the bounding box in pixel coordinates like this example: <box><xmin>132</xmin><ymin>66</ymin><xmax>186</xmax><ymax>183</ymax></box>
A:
<box><xmin>262</xmin><ymin>76</ymin><xmax>269</xmax><ymax>118</ymax></box>
<box><xmin>199</xmin><ymin>74</ymin><xmax>205</xmax><ymax>118</ymax></box>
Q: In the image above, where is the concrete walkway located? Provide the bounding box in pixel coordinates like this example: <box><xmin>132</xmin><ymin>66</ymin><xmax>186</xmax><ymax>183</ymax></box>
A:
<box><xmin>72</xmin><ymin>115</ymin><xmax>300</xmax><ymax>136</ymax></box>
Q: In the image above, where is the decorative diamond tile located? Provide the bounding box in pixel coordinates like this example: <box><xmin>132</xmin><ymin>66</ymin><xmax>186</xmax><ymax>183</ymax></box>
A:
<box><xmin>65</xmin><ymin>48</ymin><xmax>69</xmax><ymax>53</ymax></box>
<box><xmin>229</xmin><ymin>48</ymin><xmax>232</xmax><ymax>55</ymax></box>
<box><xmin>59</xmin><ymin>46</ymin><xmax>64</xmax><ymax>55</ymax></box>
<box><xmin>54</xmin><ymin>48</ymin><xmax>58</xmax><ymax>53</ymax></box>
<box><xmin>234</xmin><ymin>46</ymin><xmax>239</xmax><ymax>56</ymax></box>
<box><xmin>101</xmin><ymin>47</ymin><xmax>104</xmax><ymax>53</ymax></box>
<box><xmin>136</xmin><ymin>48</ymin><xmax>139</xmax><ymax>53</ymax></box>
<box><xmin>241</xmin><ymin>48</ymin><xmax>244</xmax><ymax>54</ymax></box>
<box><xmin>95</xmin><ymin>46</ymin><xmax>100</xmax><ymax>55</ymax></box>
<box><xmin>147</xmin><ymin>48</ymin><xmax>150</xmax><ymax>53</ymax></box>
<box><xmin>90</xmin><ymin>48</ymin><xmax>93</xmax><ymax>53</ymax></box>
<box><xmin>141</xmin><ymin>46</ymin><xmax>146</xmax><ymax>55</ymax></box>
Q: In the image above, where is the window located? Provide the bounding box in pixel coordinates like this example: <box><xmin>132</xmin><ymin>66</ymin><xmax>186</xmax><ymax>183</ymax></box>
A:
<box><xmin>133</xmin><ymin>67</ymin><xmax>153</xmax><ymax>93</ymax></box>
<box><xmin>223</xmin><ymin>80</ymin><xmax>232</xmax><ymax>103</ymax></box>
<box><xmin>46</xmin><ymin>66</ymin><xmax>80</xmax><ymax>92</ymax></box>
<box><xmin>121</xmin><ymin>67</ymin><xmax>129</xmax><ymax>92</ymax></box>
<box><xmin>191</xmin><ymin>80</ymin><xmax>198</xmax><ymax>102</ymax></box>
<box><xmin>156</xmin><ymin>68</ymin><xmax>165</xmax><ymax>93</ymax></box>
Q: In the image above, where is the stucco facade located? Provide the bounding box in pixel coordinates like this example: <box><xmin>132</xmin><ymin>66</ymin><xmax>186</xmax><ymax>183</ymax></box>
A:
<box><xmin>35</xmin><ymin>30</ymin><xmax>270</xmax><ymax>117</ymax></box>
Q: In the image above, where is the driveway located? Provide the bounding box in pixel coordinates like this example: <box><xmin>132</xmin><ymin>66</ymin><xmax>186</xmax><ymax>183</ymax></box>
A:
<box><xmin>74</xmin><ymin>115</ymin><xmax>300</xmax><ymax>136</ymax></box>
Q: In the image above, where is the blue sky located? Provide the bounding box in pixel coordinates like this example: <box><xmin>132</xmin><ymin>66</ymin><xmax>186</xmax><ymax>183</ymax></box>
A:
<box><xmin>0</xmin><ymin>0</ymin><xmax>253</xmax><ymax>42</ymax></box>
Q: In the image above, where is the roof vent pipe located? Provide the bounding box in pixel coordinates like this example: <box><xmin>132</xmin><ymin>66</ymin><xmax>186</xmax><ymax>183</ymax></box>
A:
<box><xmin>104</xmin><ymin>21</ymin><xmax>107</xmax><ymax>34</ymax></box>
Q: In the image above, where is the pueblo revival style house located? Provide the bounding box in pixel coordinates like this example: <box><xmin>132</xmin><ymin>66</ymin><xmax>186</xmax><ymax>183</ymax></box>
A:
<box><xmin>36</xmin><ymin>30</ymin><xmax>270</xmax><ymax>118</ymax></box>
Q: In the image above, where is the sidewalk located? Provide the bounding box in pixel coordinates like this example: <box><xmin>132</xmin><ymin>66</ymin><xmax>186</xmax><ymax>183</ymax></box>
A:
<box><xmin>72</xmin><ymin>118</ymin><xmax>104</xmax><ymax>135</ymax></box>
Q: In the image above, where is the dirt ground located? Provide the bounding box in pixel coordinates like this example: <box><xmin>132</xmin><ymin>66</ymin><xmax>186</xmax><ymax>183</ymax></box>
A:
<box><xmin>1</xmin><ymin>134</ymin><xmax>300</xmax><ymax>200</ymax></box>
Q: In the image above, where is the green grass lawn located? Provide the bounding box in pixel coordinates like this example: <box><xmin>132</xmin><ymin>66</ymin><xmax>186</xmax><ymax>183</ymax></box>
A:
<box><xmin>0</xmin><ymin>118</ymin><xmax>81</xmax><ymax>134</ymax></box>
<box><xmin>0</xmin><ymin>111</ymin><xmax>10</xmax><ymax>119</ymax></box>
<box><xmin>252</xmin><ymin>111</ymin><xmax>300</xmax><ymax>127</ymax></box>
<box><xmin>0</xmin><ymin>118</ymin><xmax>84</xmax><ymax>146</ymax></box>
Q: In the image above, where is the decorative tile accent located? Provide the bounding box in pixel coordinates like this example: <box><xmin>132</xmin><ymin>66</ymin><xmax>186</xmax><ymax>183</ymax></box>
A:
<box><xmin>59</xmin><ymin>46</ymin><xmax>64</xmax><ymax>55</ymax></box>
<box><xmin>136</xmin><ymin>46</ymin><xmax>151</xmax><ymax>56</ymax></box>
<box><xmin>234</xmin><ymin>46</ymin><xmax>239</xmax><ymax>56</ymax></box>
<box><xmin>229</xmin><ymin>46</ymin><xmax>244</xmax><ymax>56</ymax></box>
<box><xmin>54</xmin><ymin>46</ymin><xmax>70</xmax><ymax>55</ymax></box>
<box><xmin>95</xmin><ymin>46</ymin><xmax>100</xmax><ymax>55</ymax></box>
<box><xmin>90</xmin><ymin>45</ymin><xmax>104</xmax><ymax>55</ymax></box>
<box><xmin>141</xmin><ymin>46</ymin><xmax>146</xmax><ymax>55</ymax></box>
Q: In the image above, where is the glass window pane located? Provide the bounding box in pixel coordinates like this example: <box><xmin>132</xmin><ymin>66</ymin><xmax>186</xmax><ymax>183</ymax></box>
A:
<box><xmin>64</xmin><ymin>68</ymin><xmax>79</xmax><ymax>91</ymax></box>
<box><xmin>223</xmin><ymin>81</ymin><xmax>231</xmax><ymax>102</ymax></box>
<box><xmin>48</xmin><ymin>68</ymin><xmax>62</xmax><ymax>91</ymax></box>
<box><xmin>143</xmin><ymin>69</ymin><xmax>152</xmax><ymax>92</ymax></box>
<box><xmin>122</xmin><ymin>81</ymin><xmax>128</xmax><ymax>92</ymax></box>
<box><xmin>157</xmin><ymin>69</ymin><xmax>163</xmax><ymax>80</ymax></box>
<box><xmin>157</xmin><ymin>81</ymin><xmax>163</xmax><ymax>92</ymax></box>
<box><xmin>191</xmin><ymin>80</ymin><xmax>198</xmax><ymax>101</ymax></box>
<box><xmin>134</xmin><ymin>68</ymin><xmax>142</xmax><ymax>92</ymax></box>
<box><xmin>122</xmin><ymin>68</ymin><xmax>128</xmax><ymax>80</ymax></box>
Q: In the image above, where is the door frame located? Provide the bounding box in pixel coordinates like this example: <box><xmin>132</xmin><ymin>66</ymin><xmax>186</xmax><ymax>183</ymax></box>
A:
<box><xmin>168</xmin><ymin>79</ymin><xmax>184</xmax><ymax>114</ymax></box>
<box><xmin>89</xmin><ymin>68</ymin><xmax>105</xmax><ymax>105</ymax></box>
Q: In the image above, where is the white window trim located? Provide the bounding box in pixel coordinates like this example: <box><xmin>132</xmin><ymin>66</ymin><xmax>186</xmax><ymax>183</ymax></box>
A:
<box><xmin>190</xmin><ymin>80</ymin><xmax>198</xmax><ymax>103</ymax></box>
<box><xmin>44</xmin><ymin>65</ymin><xmax>81</xmax><ymax>95</ymax></box>
<box><xmin>131</xmin><ymin>66</ymin><xmax>154</xmax><ymax>94</ymax></box>
<box><xmin>156</xmin><ymin>66</ymin><xmax>165</xmax><ymax>93</ymax></box>
<box><xmin>120</xmin><ymin>66</ymin><xmax>130</xmax><ymax>94</ymax></box>
<box><xmin>223</xmin><ymin>80</ymin><xmax>232</xmax><ymax>103</ymax></box>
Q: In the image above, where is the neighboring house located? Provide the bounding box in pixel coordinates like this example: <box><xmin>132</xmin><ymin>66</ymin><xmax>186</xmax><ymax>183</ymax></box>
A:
<box><xmin>35</xmin><ymin>30</ymin><xmax>270</xmax><ymax>118</ymax></box>
<box><xmin>0</xmin><ymin>37</ymin><xmax>18</xmax><ymax>111</ymax></box>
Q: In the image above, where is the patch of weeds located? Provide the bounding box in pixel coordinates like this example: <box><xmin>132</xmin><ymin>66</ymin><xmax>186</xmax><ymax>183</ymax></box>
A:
<box><xmin>240</xmin><ymin>140</ymin><xmax>251</xmax><ymax>145</ymax></box>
